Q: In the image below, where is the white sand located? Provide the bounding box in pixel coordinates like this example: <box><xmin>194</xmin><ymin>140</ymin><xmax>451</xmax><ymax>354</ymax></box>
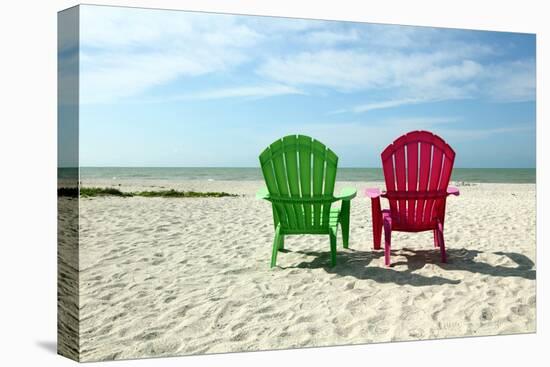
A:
<box><xmin>75</xmin><ymin>180</ymin><xmax>536</xmax><ymax>361</ymax></box>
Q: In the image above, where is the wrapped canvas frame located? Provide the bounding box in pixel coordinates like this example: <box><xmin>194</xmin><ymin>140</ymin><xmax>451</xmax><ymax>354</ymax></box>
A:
<box><xmin>57</xmin><ymin>4</ymin><xmax>536</xmax><ymax>363</ymax></box>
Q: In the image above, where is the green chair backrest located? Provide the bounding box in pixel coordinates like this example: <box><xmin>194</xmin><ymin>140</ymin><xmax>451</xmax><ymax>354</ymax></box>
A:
<box><xmin>259</xmin><ymin>135</ymin><xmax>339</xmax><ymax>233</ymax></box>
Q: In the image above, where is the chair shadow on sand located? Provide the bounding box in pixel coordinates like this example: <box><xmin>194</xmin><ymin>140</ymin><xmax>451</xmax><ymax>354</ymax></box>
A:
<box><xmin>279</xmin><ymin>246</ymin><xmax>535</xmax><ymax>286</ymax></box>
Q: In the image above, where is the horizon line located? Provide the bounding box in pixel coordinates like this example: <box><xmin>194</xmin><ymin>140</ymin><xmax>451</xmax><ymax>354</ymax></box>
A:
<box><xmin>62</xmin><ymin>166</ymin><xmax>537</xmax><ymax>170</ymax></box>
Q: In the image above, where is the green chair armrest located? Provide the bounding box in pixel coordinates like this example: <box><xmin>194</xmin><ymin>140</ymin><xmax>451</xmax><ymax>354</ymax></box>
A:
<box><xmin>334</xmin><ymin>187</ymin><xmax>357</xmax><ymax>201</ymax></box>
<box><xmin>256</xmin><ymin>187</ymin><xmax>270</xmax><ymax>200</ymax></box>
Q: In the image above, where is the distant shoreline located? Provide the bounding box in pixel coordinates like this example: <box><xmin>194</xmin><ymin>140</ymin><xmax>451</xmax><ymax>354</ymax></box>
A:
<box><xmin>59</xmin><ymin>167</ymin><xmax>536</xmax><ymax>184</ymax></box>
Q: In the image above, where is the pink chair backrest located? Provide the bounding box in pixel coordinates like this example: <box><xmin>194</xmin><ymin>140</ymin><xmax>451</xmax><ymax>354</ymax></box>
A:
<box><xmin>381</xmin><ymin>131</ymin><xmax>456</xmax><ymax>229</ymax></box>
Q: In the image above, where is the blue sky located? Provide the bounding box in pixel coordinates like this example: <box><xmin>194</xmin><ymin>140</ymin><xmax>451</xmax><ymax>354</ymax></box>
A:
<box><xmin>74</xmin><ymin>5</ymin><xmax>536</xmax><ymax>168</ymax></box>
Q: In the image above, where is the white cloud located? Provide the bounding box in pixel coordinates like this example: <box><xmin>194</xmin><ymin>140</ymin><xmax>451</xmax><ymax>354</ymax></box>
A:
<box><xmin>303</xmin><ymin>29</ymin><xmax>360</xmax><ymax>45</ymax></box>
<box><xmin>483</xmin><ymin>60</ymin><xmax>536</xmax><ymax>102</ymax></box>
<box><xmin>79</xmin><ymin>6</ymin><xmax>263</xmax><ymax>104</ymax></box>
<box><xmin>359</xmin><ymin>24</ymin><xmax>434</xmax><ymax>49</ymax></box>
<box><xmin>381</xmin><ymin>116</ymin><xmax>461</xmax><ymax>126</ymax></box>
<box><xmin>243</xmin><ymin>16</ymin><xmax>325</xmax><ymax>33</ymax></box>
<box><xmin>148</xmin><ymin>84</ymin><xmax>305</xmax><ymax>102</ymax></box>
<box><xmin>191</xmin><ymin>84</ymin><xmax>304</xmax><ymax>100</ymax></box>
<box><xmin>332</xmin><ymin>98</ymin><xmax>424</xmax><ymax>114</ymax></box>
<box><xmin>434</xmin><ymin>125</ymin><xmax>535</xmax><ymax>141</ymax></box>
<box><xmin>408</xmin><ymin>60</ymin><xmax>483</xmax><ymax>88</ymax></box>
<box><xmin>80</xmin><ymin>7</ymin><xmax>264</xmax><ymax>49</ymax></box>
<box><xmin>257</xmin><ymin>49</ymin><xmax>486</xmax><ymax>100</ymax></box>
<box><xmin>309</xmin><ymin>55</ymin><xmax>533</xmax><ymax>114</ymax></box>
<box><xmin>80</xmin><ymin>48</ymin><xmax>247</xmax><ymax>104</ymax></box>
<box><xmin>257</xmin><ymin>50</ymin><xmax>389</xmax><ymax>91</ymax></box>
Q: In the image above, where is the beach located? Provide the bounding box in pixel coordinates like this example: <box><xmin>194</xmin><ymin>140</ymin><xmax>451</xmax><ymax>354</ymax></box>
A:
<box><xmin>68</xmin><ymin>179</ymin><xmax>536</xmax><ymax>361</ymax></box>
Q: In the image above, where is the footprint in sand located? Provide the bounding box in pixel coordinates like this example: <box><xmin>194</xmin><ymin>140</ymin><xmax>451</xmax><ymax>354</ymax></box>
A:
<box><xmin>111</xmin><ymin>312</ymin><xmax>127</xmax><ymax>322</ymax></box>
<box><xmin>257</xmin><ymin>305</ymin><xmax>275</xmax><ymax>314</ymax></box>
<box><xmin>98</xmin><ymin>324</ymin><xmax>113</xmax><ymax>335</ymax></box>
<box><xmin>99</xmin><ymin>293</ymin><xmax>116</xmax><ymax>301</ymax></box>
<box><xmin>151</xmin><ymin>259</ymin><xmax>164</xmax><ymax>266</ymax></box>
<box><xmin>367</xmin><ymin>314</ymin><xmax>385</xmax><ymax>325</ymax></box>
<box><xmin>307</xmin><ymin>327</ymin><xmax>319</xmax><ymax>336</ymax></box>
<box><xmin>486</xmin><ymin>290</ymin><xmax>497</xmax><ymax>297</ymax></box>
<box><xmin>480</xmin><ymin>308</ymin><xmax>493</xmax><ymax>321</ymax></box>
<box><xmin>408</xmin><ymin>328</ymin><xmax>424</xmax><ymax>338</ymax></box>
<box><xmin>295</xmin><ymin>315</ymin><xmax>314</xmax><ymax>324</ymax></box>
<box><xmin>345</xmin><ymin>281</ymin><xmax>355</xmax><ymax>290</ymax></box>
<box><xmin>135</xmin><ymin>331</ymin><xmax>160</xmax><ymax>341</ymax></box>
<box><xmin>164</xmin><ymin>296</ymin><xmax>177</xmax><ymax>304</ymax></box>
<box><xmin>511</xmin><ymin>304</ymin><xmax>527</xmax><ymax>316</ymax></box>
<box><xmin>372</xmin><ymin>325</ymin><xmax>389</xmax><ymax>335</ymax></box>
<box><xmin>230</xmin><ymin>331</ymin><xmax>249</xmax><ymax>342</ymax></box>
<box><xmin>231</xmin><ymin>322</ymin><xmax>246</xmax><ymax>331</ymax></box>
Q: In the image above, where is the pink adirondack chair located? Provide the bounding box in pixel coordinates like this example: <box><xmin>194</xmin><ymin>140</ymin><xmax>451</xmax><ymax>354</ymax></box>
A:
<box><xmin>366</xmin><ymin>131</ymin><xmax>459</xmax><ymax>266</ymax></box>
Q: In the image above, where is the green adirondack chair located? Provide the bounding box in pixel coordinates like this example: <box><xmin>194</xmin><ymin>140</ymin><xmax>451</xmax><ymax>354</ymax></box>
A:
<box><xmin>257</xmin><ymin>135</ymin><xmax>357</xmax><ymax>268</ymax></box>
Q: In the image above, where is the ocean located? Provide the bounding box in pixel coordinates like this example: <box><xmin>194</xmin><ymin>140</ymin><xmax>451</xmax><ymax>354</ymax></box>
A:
<box><xmin>67</xmin><ymin>167</ymin><xmax>536</xmax><ymax>184</ymax></box>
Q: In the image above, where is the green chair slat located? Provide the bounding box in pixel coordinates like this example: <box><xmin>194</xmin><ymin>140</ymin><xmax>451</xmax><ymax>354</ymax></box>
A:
<box><xmin>298</xmin><ymin>135</ymin><xmax>313</xmax><ymax>228</ymax></box>
<box><xmin>283</xmin><ymin>135</ymin><xmax>305</xmax><ymax>229</ymax></box>
<box><xmin>312</xmin><ymin>139</ymin><xmax>326</xmax><ymax>228</ymax></box>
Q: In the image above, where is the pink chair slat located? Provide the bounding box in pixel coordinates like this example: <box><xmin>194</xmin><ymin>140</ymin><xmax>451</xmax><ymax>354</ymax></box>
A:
<box><xmin>381</xmin><ymin>145</ymin><xmax>396</xmax><ymax>191</ymax></box>
<box><xmin>424</xmin><ymin>146</ymin><xmax>444</xmax><ymax>225</ymax></box>
<box><xmin>406</xmin><ymin>140</ymin><xmax>419</xmax><ymax>224</ymax></box>
<box><xmin>382</xmin><ymin>145</ymin><xmax>398</xmax><ymax>220</ymax></box>
<box><xmin>394</xmin><ymin>140</ymin><xmax>407</xmax><ymax>225</ymax></box>
<box><xmin>439</xmin><ymin>150</ymin><xmax>455</xmax><ymax>190</ymax></box>
<box><xmin>416</xmin><ymin>140</ymin><xmax>432</xmax><ymax>226</ymax></box>
<box><xmin>433</xmin><ymin>144</ymin><xmax>455</xmax><ymax>224</ymax></box>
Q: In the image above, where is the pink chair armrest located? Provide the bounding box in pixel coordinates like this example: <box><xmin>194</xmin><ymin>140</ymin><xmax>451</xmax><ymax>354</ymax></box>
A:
<box><xmin>365</xmin><ymin>188</ymin><xmax>382</xmax><ymax>199</ymax></box>
<box><xmin>447</xmin><ymin>186</ymin><xmax>460</xmax><ymax>196</ymax></box>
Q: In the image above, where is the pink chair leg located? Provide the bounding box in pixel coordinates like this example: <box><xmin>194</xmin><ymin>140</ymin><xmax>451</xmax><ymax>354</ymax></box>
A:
<box><xmin>371</xmin><ymin>197</ymin><xmax>382</xmax><ymax>250</ymax></box>
<box><xmin>437</xmin><ymin>221</ymin><xmax>447</xmax><ymax>263</ymax></box>
<box><xmin>383</xmin><ymin>216</ymin><xmax>392</xmax><ymax>266</ymax></box>
<box><xmin>433</xmin><ymin>229</ymin><xmax>440</xmax><ymax>247</ymax></box>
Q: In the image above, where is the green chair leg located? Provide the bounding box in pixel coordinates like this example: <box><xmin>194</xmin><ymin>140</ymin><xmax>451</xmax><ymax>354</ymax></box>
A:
<box><xmin>340</xmin><ymin>200</ymin><xmax>351</xmax><ymax>249</ymax></box>
<box><xmin>278</xmin><ymin>234</ymin><xmax>284</xmax><ymax>250</ymax></box>
<box><xmin>271</xmin><ymin>224</ymin><xmax>282</xmax><ymax>268</ymax></box>
<box><xmin>329</xmin><ymin>231</ymin><xmax>337</xmax><ymax>267</ymax></box>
